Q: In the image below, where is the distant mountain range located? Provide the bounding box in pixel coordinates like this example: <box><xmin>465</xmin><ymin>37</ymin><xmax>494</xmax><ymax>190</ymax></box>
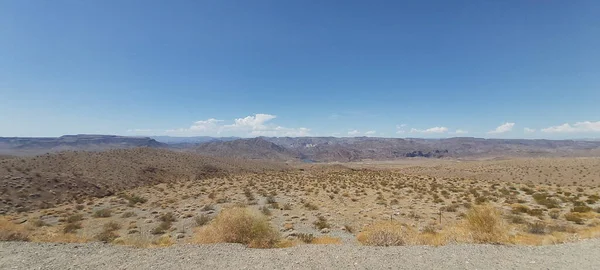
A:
<box><xmin>2</xmin><ymin>134</ymin><xmax>600</xmax><ymax>161</ymax></box>
<box><xmin>0</xmin><ymin>135</ymin><xmax>166</xmax><ymax>156</ymax></box>
<box><xmin>150</xmin><ymin>136</ymin><xmax>239</xmax><ymax>144</ymax></box>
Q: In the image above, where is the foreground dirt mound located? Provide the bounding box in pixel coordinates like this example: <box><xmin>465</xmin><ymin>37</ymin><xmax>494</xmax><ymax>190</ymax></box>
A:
<box><xmin>0</xmin><ymin>148</ymin><xmax>288</xmax><ymax>214</ymax></box>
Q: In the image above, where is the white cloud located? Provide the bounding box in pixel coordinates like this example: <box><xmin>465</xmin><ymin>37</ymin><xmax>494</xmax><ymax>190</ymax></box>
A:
<box><xmin>127</xmin><ymin>129</ymin><xmax>152</xmax><ymax>133</ymax></box>
<box><xmin>524</xmin><ymin>127</ymin><xmax>536</xmax><ymax>134</ymax></box>
<box><xmin>364</xmin><ymin>130</ymin><xmax>376</xmax><ymax>136</ymax></box>
<box><xmin>224</xmin><ymin>114</ymin><xmax>275</xmax><ymax>130</ymax></box>
<box><xmin>164</xmin><ymin>114</ymin><xmax>310</xmax><ymax>137</ymax></box>
<box><xmin>410</xmin><ymin>127</ymin><xmax>448</xmax><ymax>134</ymax></box>
<box><xmin>396</xmin><ymin>124</ymin><xmax>407</xmax><ymax>134</ymax></box>
<box><xmin>190</xmin><ymin>118</ymin><xmax>223</xmax><ymax>131</ymax></box>
<box><xmin>541</xmin><ymin>121</ymin><xmax>600</xmax><ymax>133</ymax></box>
<box><xmin>454</xmin><ymin>129</ymin><xmax>468</xmax><ymax>134</ymax></box>
<box><xmin>487</xmin><ymin>122</ymin><xmax>515</xmax><ymax>134</ymax></box>
<box><xmin>348</xmin><ymin>130</ymin><xmax>360</xmax><ymax>136</ymax></box>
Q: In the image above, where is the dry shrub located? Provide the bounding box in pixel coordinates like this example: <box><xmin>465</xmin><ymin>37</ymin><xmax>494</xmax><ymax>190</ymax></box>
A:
<box><xmin>311</xmin><ymin>236</ymin><xmax>342</xmax><ymax>244</ymax></box>
<box><xmin>153</xmin><ymin>234</ymin><xmax>175</xmax><ymax>247</ymax></box>
<box><xmin>357</xmin><ymin>221</ymin><xmax>415</xmax><ymax>246</ymax></box>
<box><xmin>297</xmin><ymin>233</ymin><xmax>314</xmax><ymax>243</ymax></box>
<box><xmin>63</xmin><ymin>223</ymin><xmax>82</xmax><ymax>234</ymax></box>
<box><xmin>193</xmin><ymin>207</ymin><xmax>280</xmax><ymax>248</ymax></box>
<box><xmin>0</xmin><ymin>218</ymin><xmax>30</xmax><ymax>241</ymax></box>
<box><xmin>416</xmin><ymin>231</ymin><xmax>447</xmax><ymax>246</ymax></box>
<box><xmin>564</xmin><ymin>213</ymin><xmax>586</xmax><ymax>224</ymax></box>
<box><xmin>464</xmin><ymin>205</ymin><xmax>509</xmax><ymax>244</ymax></box>
<box><xmin>194</xmin><ymin>214</ymin><xmax>211</xmax><ymax>227</ymax></box>
<box><xmin>93</xmin><ymin>209</ymin><xmax>112</xmax><ymax>218</ymax></box>
<box><xmin>274</xmin><ymin>239</ymin><xmax>296</xmax><ymax>248</ymax></box>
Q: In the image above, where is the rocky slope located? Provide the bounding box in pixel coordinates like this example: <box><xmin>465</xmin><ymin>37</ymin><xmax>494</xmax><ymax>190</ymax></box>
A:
<box><xmin>0</xmin><ymin>148</ymin><xmax>288</xmax><ymax>214</ymax></box>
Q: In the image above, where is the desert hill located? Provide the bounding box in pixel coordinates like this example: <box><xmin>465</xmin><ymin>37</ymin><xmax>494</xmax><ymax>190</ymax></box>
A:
<box><xmin>0</xmin><ymin>148</ymin><xmax>288</xmax><ymax>214</ymax></box>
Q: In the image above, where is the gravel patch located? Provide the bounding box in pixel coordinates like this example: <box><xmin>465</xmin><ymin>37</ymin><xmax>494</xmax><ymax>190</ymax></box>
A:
<box><xmin>1</xmin><ymin>240</ymin><xmax>599</xmax><ymax>270</ymax></box>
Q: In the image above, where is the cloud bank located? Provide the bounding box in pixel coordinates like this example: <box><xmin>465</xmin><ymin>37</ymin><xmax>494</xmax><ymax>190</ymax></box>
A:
<box><xmin>164</xmin><ymin>114</ymin><xmax>310</xmax><ymax>137</ymax></box>
<box><xmin>541</xmin><ymin>121</ymin><xmax>600</xmax><ymax>133</ymax></box>
<box><xmin>487</xmin><ymin>122</ymin><xmax>515</xmax><ymax>134</ymax></box>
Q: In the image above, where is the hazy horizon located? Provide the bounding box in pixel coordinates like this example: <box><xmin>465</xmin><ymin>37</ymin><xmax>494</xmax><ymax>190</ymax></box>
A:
<box><xmin>1</xmin><ymin>134</ymin><xmax>599</xmax><ymax>141</ymax></box>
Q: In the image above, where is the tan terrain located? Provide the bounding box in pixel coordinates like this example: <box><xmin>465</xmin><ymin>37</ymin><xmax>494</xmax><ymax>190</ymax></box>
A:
<box><xmin>1</xmin><ymin>150</ymin><xmax>600</xmax><ymax>269</ymax></box>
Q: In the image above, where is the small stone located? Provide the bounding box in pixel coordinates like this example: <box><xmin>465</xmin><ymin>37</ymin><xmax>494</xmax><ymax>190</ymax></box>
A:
<box><xmin>320</xmin><ymin>228</ymin><xmax>330</xmax><ymax>234</ymax></box>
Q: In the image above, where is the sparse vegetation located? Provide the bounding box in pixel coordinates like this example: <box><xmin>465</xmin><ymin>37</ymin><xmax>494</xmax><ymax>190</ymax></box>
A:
<box><xmin>93</xmin><ymin>209</ymin><xmax>112</xmax><ymax>218</ymax></box>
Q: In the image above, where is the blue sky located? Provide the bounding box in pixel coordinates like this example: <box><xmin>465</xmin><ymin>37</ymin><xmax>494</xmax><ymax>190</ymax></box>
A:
<box><xmin>1</xmin><ymin>1</ymin><xmax>599</xmax><ymax>139</ymax></box>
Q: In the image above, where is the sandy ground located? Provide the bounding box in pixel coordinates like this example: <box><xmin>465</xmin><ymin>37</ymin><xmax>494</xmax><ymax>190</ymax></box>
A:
<box><xmin>1</xmin><ymin>240</ymin><xmax>600</xmax><ymax>270</ymax></box>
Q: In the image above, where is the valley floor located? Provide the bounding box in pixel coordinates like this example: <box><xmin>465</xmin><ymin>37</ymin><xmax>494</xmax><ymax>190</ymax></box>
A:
<box><xmin>2</xmin><ymin>240</ymin><xmax>600</xmax><ymax>270</ymax></box>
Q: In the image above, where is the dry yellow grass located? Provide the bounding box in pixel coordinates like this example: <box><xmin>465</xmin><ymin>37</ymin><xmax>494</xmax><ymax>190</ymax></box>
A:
<box><xmin>0</xmin><ymin>218</ymin><xmax>30</xmax><ymax>241</ymax></box>
<box><xmin>462</xmin><ymin>205</ymin><xmax>510</xmax><ymax>244</ymax></box>
<box><xmin>357</xmin><ymin>221</ymin><xmax>415</xmax><ymax>246</ymax></box>
<box><xmin>29</xmin><ymin>229</ymin><xmax>89</xmax><ymax>243</ymax></box>
<box><xmin>193</xmin><ymin>207</ymin><xmax>280</xmax><ymax>248</ymax></box>
<box><xmin>311</xmin><ymin>236</ymin><xmax>342</xmax><ymax>245</ymax></box>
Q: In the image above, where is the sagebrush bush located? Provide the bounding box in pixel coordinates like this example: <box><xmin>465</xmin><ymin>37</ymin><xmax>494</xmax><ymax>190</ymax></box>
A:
<box><xmin>357</xmin><ymin>221</ymin><xmax>414</xmax><ymax>246</ymax></box>
<box><xmin>194</xmin><ymin>207</ymin><xmax>280</xmax><ymax>248</ymax></box>
<box><xmin>93</xmin><ymin>209</ymin><xmax>112</xmax><ymax>218</ymax></box>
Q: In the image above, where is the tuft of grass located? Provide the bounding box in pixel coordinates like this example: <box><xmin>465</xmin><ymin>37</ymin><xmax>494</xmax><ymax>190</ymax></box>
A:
<box><xmin>63</xmin><ymin>222</ymin><xmax>82</xmax><ymax>234</ymax></box>
<box><xmin>151</xmin><ymin>221</ymin><xmax>172</xmax><ymax>235</ymax></box>
<box><xmin>194</xmin><ymin>215</ymin><xmax>211</xmax><ymax>227</ymax></box>
<box><xmin>95</xmin><ymin>230</ymin><xmax>119</xmax><ymax>243</ymax></box>
<box><xmin>93</xmin><ymin>209</ymin><xmax>112</xmax><ymax>218</ymax></box>
<box><xmin>310</xmin><ymin>236</ymin><xmax>342</xmax><ymax>244</ymax></box>
<box><xmin>121</xmin><ymin>211</ymin><xmax>136</xmax><ymax>218</ymax></box>
<box><xmin>159</xmin><ymin>212</ymin><xmax>177</xmax><ymax>223</ymax></box>
<box><xmin>527</xmin><ymin>221</ymin><xmax>548</xmax><ymax>235</ymax></box>
<box><xmin>103</xmin><ymin>221</ymin><xmax>121</xmax><ymax>232</ymax></box>
<box><xmin>259</xmin><ymin>206</ymin><xmax>272</xmax><ymax>216</ymax></box>
<box><xmin>463</xmin><ymin>205</ymin><xmax>509</xmax><ymax>244</ymax></box>
<box><xmin>303</xmin><ymin>202</ymin><xmax>319</xmax><ymax>211</ymax></box>
<box><xmin>357</xmin><ymin>221</ymin><xmax>414</xmax><ymax>246</ymax></box>
<box><xmin>344</xmin><ymin>224</ymin><xmax>354</xmax><ymax>234</ymax></box>
<box><xmin>564</xmin><ymin>213</ymin><xmax>585</xmax><ymax>224</ymax></box>
<box><xmin>313</xmin><ymin>216</ymin><xmax>330</xmax><ymax>230</ymax></box>
<box><xmin>66</xmin><ymin>214</ymin><xmax>83</xmax><ymax>223</ymax></box>
<box><xmin>571</xmin><ymin>206</ymin><xmax>592</xmax><ymax>213</ymax></box>
<box><xmin>297</xmin><ymin>233</ymin><xmax>315</xmax><ymax>243</ymax></box>
<box><xmin>153</xmin><ymin>234</ymin><xmax>175</xmax><ymax>247</ymax></box>
<box><xmin>202</xmin><ymin>205</ymin><xmax>215</xmax><ymax>211</ymax></box>
<box><xmin>193</xmin><ymin>207</ymin><xmax>280</xmax><ymax>248</ymax></box>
